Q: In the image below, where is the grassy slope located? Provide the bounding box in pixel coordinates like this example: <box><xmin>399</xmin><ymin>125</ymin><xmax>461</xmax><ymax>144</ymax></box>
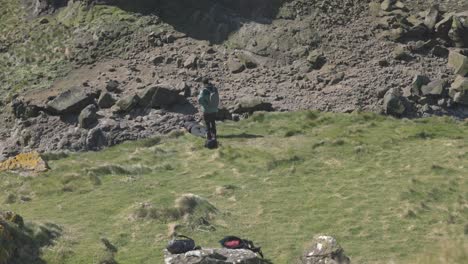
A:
<box><xmin>0</xmin><ymin>0</ymin><xmax>155</xmax><ymax>99</ymax></box>
<box><xmin>1</xmin><ymin>111</ymin><xmax>468</xmax><ymax>263</ymax></box>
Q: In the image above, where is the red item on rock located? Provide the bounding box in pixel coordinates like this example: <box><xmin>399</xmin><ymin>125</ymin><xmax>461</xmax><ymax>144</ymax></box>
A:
<box><xmin>224</xmin><ymin>240</ymin><xmax>241</xmax><ymax>248</ymax></box>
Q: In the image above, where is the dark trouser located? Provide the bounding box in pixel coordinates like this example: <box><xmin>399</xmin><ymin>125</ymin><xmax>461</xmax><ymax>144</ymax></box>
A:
<box><xmin>203</xmin><ymin>113</ymin><xmax>217</xmax><ymax>140</ymax></box>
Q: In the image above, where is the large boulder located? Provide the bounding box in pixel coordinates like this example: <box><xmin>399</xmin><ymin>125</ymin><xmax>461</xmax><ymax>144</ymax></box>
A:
<box><xmin>79</xmin><ymin>104</ymin><xmax>98</xmax><ymax>129</ymax></box>
<box><xmin>232</xmin><ymin>97</ymin><xmax>273</xmax><ymax>114</ymax></box>
<box><xmin>448</xmin><ymin>50</ymin><xmax>468</xmax><ymax>76</ymax></box>
<box><xmin>383</xmin><ymin>88</ymin><xmax>406</xmax><ymax>116</ymax></box>
<box><xmin>46</xmin><ymin>87</ymin><xmax>95</xmax><ymax>114</ymax></box>
<box><xmin>98</xmin><ymin>92</ymin><xmax>116</xmax><ymax>109</ymax></box>
<box><xmin>115</xmin><ymin>94</ymin><xmax>140</xmax><ymax>113</ymax></box>
<box><xmin>138</xmin><ymin>85</ymin><xmax>180</xmax><ymax>109</ymax></box>
<box><xmin>164</xmin><ymin>248</ymin><xmax>265</xmax><ymax>264</ymax></box>
<box><xmin>300</xmin><ymin>236</ymin><xmax>350</xmax><ymax>264</ymax></box>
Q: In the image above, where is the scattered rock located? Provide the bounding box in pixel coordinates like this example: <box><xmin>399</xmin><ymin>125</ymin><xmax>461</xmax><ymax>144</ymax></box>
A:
<box><xmin>227</xmin><ymin>58</ymin><xmax>246</xmax><ymax>74</ymax></box>
<box><xmin>86</xmin><ymin>127</ymin><xmax>107</xmax><ymax>151</ymax></box>
<box><xmin>46</xmin><ymin>87</ymin><xmax>95</xmax><ymax>115</ymax></box>
<box><xmin>448</xmin><ymin>50</ymin><xmax>468</xmax><ymax>76</ymax></box>
<box><xmin>421</xmin><ymin>80</ymin><xmax>446</xmax><ymax>96</ymax></box>
<box><xmin>449</xmin><ymin>75</ymin><xmax>468</xmax><ymax>105</ymax></box>
<box><xmin>98</xmin><ymin>92</ymin><xmax>116</xmax><ymax>109</ymax></box>
<box><xmin>106</xmin><ymin>80</ymin><xmax>120</xmax><ymax>92</ymax></box>
<box><xmin>381</xmin><ymin>0</ymin><xmax>396</xmax><ymax>12</ymax></box>
<box><xmin>233</xmin><ymin>97</ymin><xmax>273</xmax><ymax>114</ymax></box>
<box><xmin>424</xmin><ymin>5</ymin><xmax>440</xmax><ymax>31</ymax></box>
<box><xmin>184</xmin><ymin>55</ymin><xmax>198</xmax><ymax>69</ymax></box>
<box><xmin>435</xmin><ymin>13</ymin><xmax>454</xmax><ymax>39</ymax></box>
<box><xmin>393</xmin><ymin>45</ymin><xmax>411</xmax><ymax>60</ymax></box>
<box><xmin>307</xmin><ymin>50</ymin><xmax>326</xmax><ymax>69</ymax></box>
<box><xmin>384</xmin><ymin>88</ymin><xmax>406</xmax><ymax>116</ymax></box>
<box><xmin>410</xmin><ymin>74</ymin><xmax>430</xmax><ymax>96</ymax></box>
<box><xmin>300</xmin><ymin>235</ymin><xmax>350</xmax><ymax>264</ymax></box>
<box><xmin>151</xmin><ymin>55</ymin><xmax>165</xmax><ymax>65</ymax></box>
<box><xmin>79</xmin><ymin>104</ymin><xmax>98</xmax><ymax>129</ymax></box>
<box><xmin>116</xmin><ymin>94</ymin><xmax>140</xmax><ymax>113</ymax></box>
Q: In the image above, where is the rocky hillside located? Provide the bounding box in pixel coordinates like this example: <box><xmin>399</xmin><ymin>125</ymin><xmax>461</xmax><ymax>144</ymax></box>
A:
<box><xmin>1</xmin><ymin>0</ymin><xmax>468</xmax><ymax>159</ymax></box>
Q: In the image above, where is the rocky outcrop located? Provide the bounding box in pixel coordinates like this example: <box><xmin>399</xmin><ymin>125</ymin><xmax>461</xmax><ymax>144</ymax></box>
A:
<box><xmin>300</xmin><ymin>236</ymin><xmax>350</xmax><ymax>264</ymax></box>
<box><xmin>164</xmin><ymin>248</ymin><xmax>266</xmax><ymax>264</ymax></box>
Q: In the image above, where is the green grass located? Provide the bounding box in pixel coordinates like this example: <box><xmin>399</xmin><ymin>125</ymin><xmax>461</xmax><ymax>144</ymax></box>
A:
<box><xmin>1</xmin><ymin>111</ymin><xmax>468</xmax><ymax>263</ymax></box>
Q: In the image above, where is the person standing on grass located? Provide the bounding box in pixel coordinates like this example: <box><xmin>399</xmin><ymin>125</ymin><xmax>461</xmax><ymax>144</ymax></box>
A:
<box><xmin>198</xmin><ymin>78</ymin><xmax>219</xmax><ymax>141</ymax></box>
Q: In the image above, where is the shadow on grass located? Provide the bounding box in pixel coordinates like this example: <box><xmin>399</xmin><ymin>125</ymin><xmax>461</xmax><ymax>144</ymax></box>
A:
<box><xmin>218</xmin><ymin>133</ymin><xmax>264</xmax><ymax>139</ymax></box>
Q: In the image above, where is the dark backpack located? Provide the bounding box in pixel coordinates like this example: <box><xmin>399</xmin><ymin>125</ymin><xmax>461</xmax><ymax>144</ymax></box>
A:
<box><xmin>219</xmin><ymin>236</ymin><xmax>264</xmax><ymax>258</ymax></box>
<box><xmin>166</xmin><ymin>235</ymin><xmax>197</xmax><ymax>254</ymax></box>
<box><xmin>205</xmin><ymin>139</ymin><xmax>218</xmax><ymax>149</ymax></box>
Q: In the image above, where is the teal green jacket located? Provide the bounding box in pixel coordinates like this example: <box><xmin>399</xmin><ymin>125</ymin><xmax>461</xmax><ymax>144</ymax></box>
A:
<box><xmin>198</xmin><ymin>87</ymin><xmax>219</xmax><ymax>113</ymax></box>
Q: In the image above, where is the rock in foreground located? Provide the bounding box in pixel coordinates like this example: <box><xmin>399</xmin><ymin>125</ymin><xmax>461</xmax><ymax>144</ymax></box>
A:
<box><xmin>164</xmin><ymin>248</ymin><xmax>266</xmax><ymax>264</ymax></box>
<box><xmin>300</xmin><ymin>236</ymin><xmax>350</xmax><ymax>264</ymax></box>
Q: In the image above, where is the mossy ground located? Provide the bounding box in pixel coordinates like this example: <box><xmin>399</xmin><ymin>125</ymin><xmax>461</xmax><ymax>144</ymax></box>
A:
<box><xmin>1</xmin><ymin>111</ymin><xmax>467</xmax><ymax>263</ymax></box>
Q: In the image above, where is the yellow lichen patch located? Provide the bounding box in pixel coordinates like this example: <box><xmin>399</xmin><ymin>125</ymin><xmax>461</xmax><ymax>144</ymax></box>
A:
<box><xmin>0</xmin><ymin>151</ymin><xmax>49</xmax><ymax>173</ymax></box>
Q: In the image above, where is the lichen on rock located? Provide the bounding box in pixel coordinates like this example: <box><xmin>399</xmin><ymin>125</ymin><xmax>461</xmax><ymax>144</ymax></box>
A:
<box><xmin>0</xmin><ymin>151</ymin><xmax>49</xmax><ymax>173</ymax></box>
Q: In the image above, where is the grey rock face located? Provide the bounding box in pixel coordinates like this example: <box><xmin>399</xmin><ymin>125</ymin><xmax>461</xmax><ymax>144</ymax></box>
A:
<box><xmin>300</xmin><ymin>236</ymin><xmax>350</xmax><ymax>264</ymax></box>
<box><xmin>164</xmin><ymin>248</ymin><xmax>265</xmax><ymax>264</ymax></box>
<box><xmin>46</xmin><ymin>87</ymin><xmax>95</xmax><ymax>114</ymax></box>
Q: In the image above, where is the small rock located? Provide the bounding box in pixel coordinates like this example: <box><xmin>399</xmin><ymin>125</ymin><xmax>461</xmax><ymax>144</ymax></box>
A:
<box><xmin>307</xmin><ymin>50</ymin><xmax>326</xmax><ymax>69</ymax></box>
<box><xmin>106</xmin><ymin>80</ymin><xmax>120</xmax><ymax>92</ymax></box>
<box><xmin>227</xmin><ymin>58</ymin><xmax>245</xmax><ymax>74</ymax></box>
<box><xmin>393</xmin><ymin>46</ymin><xmax>411</xmax><ymax>60</ymax></box>
<box><xmin>184</xmin><ymin>55</ymin><xmax>198</xmax><ymax>68</ymax></box>
<box><xmin>151</xmin><ymin>55</ymin><xmax>165</xmax><ymax>65</ymax></box>
<box><xmin>381</xmin><ymin>0</ymin><xmax>396</xmax><ymax>12</ymax></box>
